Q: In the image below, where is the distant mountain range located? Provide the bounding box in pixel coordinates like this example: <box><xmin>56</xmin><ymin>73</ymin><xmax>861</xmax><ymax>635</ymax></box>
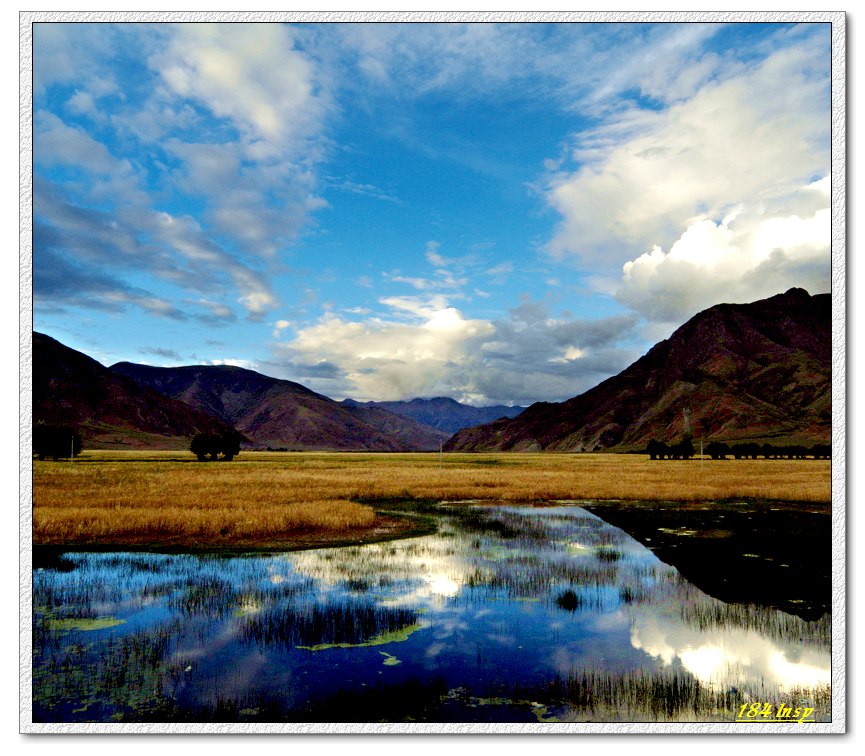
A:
<box><xmin>341</xmin><ymin>397</ymin><xmax>524</xmax><ymax>435</ymax></box>
<box><xmin>445</xmin><ymin>288</ymin><xmax>831</xmax><ymax>452</ymax></box>
<box><xmin>109</xmin><ymin>362</ymin><xmax>450</xmax><ymax>451</ymax></box>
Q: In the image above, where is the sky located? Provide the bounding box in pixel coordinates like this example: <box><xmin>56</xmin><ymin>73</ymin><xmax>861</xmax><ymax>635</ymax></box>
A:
<box><xmin>30</xmin><ymin>19</ymin><xmax>833</xmax><ymax>407</ymax></box>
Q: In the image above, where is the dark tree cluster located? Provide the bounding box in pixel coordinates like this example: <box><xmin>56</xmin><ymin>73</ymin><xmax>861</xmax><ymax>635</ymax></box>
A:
<box><xmin>646</xmin><ymin>438</ymin><xmax>695</xmax><ymax>460</ymax></box>
<box><xmin>33</xmin><ymin>424</ymin><xmax>83</xmax><ymax>460</ymax></box>
<box><xmin>646</xmin><ymin>440</ymin><xmax>830</xmax><ymax>460</ymax></box>
<box><xmin>190</xmin><ymin>431</ymin><xmax>242</xmax><ymax>461</ymax></box>
<box><xmin>728</xmin><ymin>443</ymin><xmax>831</xmax><ymax>460</ymax></box>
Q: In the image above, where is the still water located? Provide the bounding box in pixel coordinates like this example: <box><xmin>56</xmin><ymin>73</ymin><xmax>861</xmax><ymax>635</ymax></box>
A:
<box><xmin>32</xmin><ymin>503</ymin><xmax>831</xmax><ymax>723</ymax></box>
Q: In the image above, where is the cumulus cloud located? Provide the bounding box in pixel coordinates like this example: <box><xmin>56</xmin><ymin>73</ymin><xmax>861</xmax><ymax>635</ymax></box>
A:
<box><xmin>33</xmin><ymin>23</ymin><xmax>122</xmax><ymax>94</ymax></box>
<box><xmin>276</xmin><ymin>295</ymin><xmax>494</xmax><ymax>401</ymax></box>
<box><xmin>616</xmin><ymin>180</ymin><xmax>830</xmax><ymax>324</ymax></box>
<box><xmin>539</xmin><ymin>30</ymin><xmax>830</xmax><ymax>330</ymax></box>
<box><xmin>545</xmin><ymin>38</ymin><xmax>829</xmax><ymax>269</ymax></box>
<box><xmin>272</xmin><ymin>294</ymin><xmax>638</xmax><ymax>405</ymax></box>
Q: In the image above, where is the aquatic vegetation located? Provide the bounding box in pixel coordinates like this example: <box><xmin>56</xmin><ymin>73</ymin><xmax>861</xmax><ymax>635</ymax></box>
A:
<box><xmin>241</xmin><ymin>601</ymin><xmax>420</xmax><ymax>650</ymax></box>
<box><xmin>45</xmin><ymin>616</ymin><xmax>126</xmax><ymax>632</ymax></box>
<box><xmin>379</xmin><ymin>651</ymin><xmax>402</xmax><ymax>665</ymax></box>
<box><xmin>551</xmin><ymin>669</ymin><xmax>745</xmax><ymax>721</ymax></box>
<box><xmin>297</xmin><ymin>622</ymin><xmax>426</xmax><ymax>651</ymax></box>
<box><xmin>556</xmin><ymin>589</ymin><xmax>584</xmax><ymax>612</ymax></box>
<box><xmin>596</xmin><ymin>547</ymin><xmax>624</xmax><ymax>563</ymax></box>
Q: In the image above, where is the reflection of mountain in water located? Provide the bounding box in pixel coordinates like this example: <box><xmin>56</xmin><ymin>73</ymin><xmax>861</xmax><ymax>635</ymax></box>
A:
<box><xmin>584</xmin><ymin>501</ymin><xmax>830</xmax><ymax>621</ymax></box>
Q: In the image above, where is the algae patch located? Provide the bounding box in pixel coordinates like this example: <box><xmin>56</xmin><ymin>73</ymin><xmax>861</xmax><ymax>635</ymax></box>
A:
<box><xmin>379</xmin><ymin>651</ymin><xmax>401</xmax><ymax>666</ymax></box>
<box><xmin>298</xmin><ymin>622</ymin><xmax>426</xmax><ymax>651</ymax></box>
<box><xmin>46</xmin><ymin>616</ymin><xmax>126</xmax><ymax>632</ymax></box>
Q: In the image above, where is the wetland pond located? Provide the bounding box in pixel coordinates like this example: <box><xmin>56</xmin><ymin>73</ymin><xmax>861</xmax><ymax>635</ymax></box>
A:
<box><xmin>32</xmin><ymin>501</ymin><xmax>832</xmax><ymax>724</ymax></box>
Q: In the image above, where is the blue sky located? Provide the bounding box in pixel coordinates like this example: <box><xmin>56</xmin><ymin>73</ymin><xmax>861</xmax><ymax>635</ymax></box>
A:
<box><xmin>31</xmin><ymin>20</ymin><xmax>832</xmax><ymax>405</ymax></box>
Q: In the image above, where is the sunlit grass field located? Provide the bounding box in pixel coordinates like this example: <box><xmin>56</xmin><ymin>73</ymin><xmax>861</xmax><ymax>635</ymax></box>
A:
<box><xmin>32</xmin><ymin>451</ymin><xmax>831</xmax><ymax>548</ymax></box>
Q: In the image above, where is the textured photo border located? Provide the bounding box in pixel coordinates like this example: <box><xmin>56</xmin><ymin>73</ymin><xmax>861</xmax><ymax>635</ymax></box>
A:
<box><xmin>18</xmin><ymin>9</ymin><xmax>847</xmax><ymax>735</ymax></box>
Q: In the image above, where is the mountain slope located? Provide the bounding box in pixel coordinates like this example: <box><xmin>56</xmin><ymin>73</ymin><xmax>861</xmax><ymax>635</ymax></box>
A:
<box><xmin>342</xmin><ymin>397</ymin><xmax>525</xmax><ymax>434</ymax></box>
<box><xmin>32</xmin><ymin>332</ymin><xmax>238</xmax><ymax>449</ymax></box>
<box><xmin>110</xmin><ymin>362</ymin><xmax>450</xmax><ymax>451</ymax></box>
<box><xmin>445</xmin><ymin>288</ymin><xmax>831</xmax><ymax>452</ymax></box>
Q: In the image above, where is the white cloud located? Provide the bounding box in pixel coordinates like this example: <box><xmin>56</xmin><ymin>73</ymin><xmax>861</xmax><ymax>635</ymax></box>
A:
<box><xmin>545</xmin><ymin>39</ymin><xmax>829</xmax><ymax>271</ymax></box>
<box><xmin>33</xmin><ymin>23</ymin><xmax>121</xmax><ymax>93</ymax></box>
<box><xmin>273</xmin><ymin>294</ymin><xmax>638</xmax><ymax>405</ymax></box>
<box><xmin>329</xmin><ymin>23</ymin><xmax>726</xmax><ymax>116</ymax></box>
<box><xmin>631</xmin><ymin>604</ymin><xmax>829</xmax><ymax>693</ymax></box>
<box><xmin>485</xmin><ymin>262</ymin><xmax>514</xmax><ymax>285</ymax></box>
<box><xmin>279</xmin><ymin>299</ymin><xmax>494</xmax><ymax>401</ymax></box>
<box><xmin>34</xmin><ymin>23</ymin><xmax>335</xmax><ymax>321</ymax></box>
<box><xmin>153</xmin><ymin>24</ymin><xmax>327</xmax><ymax>151</ymax></box>
<box><xmin>272</xmin><ymin>319</ymin><xmax>291</xmax><ymax>339</ymax></box>
<box><xmin>35</xmin><ymin>112</ymin><xmax>133</xmax><ymax>177</ymax></box>
<box><xmin>616</xmin><ymin>181</ymin><xmax>830</xmax><ymax>324</ymax></box>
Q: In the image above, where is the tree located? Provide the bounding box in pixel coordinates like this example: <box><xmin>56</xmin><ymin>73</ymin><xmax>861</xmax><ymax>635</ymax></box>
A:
<box><xmin>190</xmin><ymin>431</ymin><xmax>242</xmax><ymax>461</ymax></box>
<box><xmin>33</xmin><ymin>424</ymin><xmax>83</xmax><ymax>460</ymax></box>
<box><xmin>671</xmin><ymin>438</ymin><xmax>695</xmax><ymax>460</ymax></box>
<box><xmin>705</xmin><ymin>441</ymin><xmax>729</xmax><ymax>460</ymax></box>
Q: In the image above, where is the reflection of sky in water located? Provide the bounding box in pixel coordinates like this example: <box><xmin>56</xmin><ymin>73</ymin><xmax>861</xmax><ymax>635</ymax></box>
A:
<box><xmin>630</xmin><ymin>608</ymin><xmax>830</xmax><ymax>691</ymax></box>
<box><xmin>32</xmin><ymin>505</ymin><xmax>831</xmax><ymax>721</ymax></box>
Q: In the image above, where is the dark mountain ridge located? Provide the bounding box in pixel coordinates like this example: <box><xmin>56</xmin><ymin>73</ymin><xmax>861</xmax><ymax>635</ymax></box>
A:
<box><xmin>32</xmin><ymin>332</ymin><xmax>238</xmax><ymax>449</ymax></box>
<box><xmin>110</xmin><ymin>362</ymin><xmax>450</xmax><ymax>451</ymax></box>
<box><xmin>445</xmin><ymin>288</ymin><xmax>831</xmax><ymax>452</ymax></box>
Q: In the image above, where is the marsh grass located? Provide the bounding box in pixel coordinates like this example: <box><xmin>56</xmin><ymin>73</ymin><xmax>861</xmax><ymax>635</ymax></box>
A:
<box><xmin>32</xmin><ymin>451</ymin><xmax>830</xmax><ymax>548</ymax></box>
<box><xmin>241</xmin><ymin>600</ymin><xmax>420</xmax><ymax>650</ymax></box>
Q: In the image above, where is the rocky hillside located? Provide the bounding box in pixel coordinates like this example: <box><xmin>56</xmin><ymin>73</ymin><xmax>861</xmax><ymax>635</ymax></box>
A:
<box><xmin>32</xmin><ymin>333</ymin><xmax>238</xmax><ymax>449</ymax></box>
<box><xmin>445</xmin><ymin>288</ymin><xmax>831</xmax><ymax>452</ymax></box>
<box><xmin>110</xmin><ymin>362</ymin><xmax>450</xmax><ymax>451</ymax></box>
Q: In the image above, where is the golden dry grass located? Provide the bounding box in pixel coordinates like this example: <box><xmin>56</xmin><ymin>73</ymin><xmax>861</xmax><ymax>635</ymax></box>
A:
<box><xmin>32</xmin><ymin>451</ymin><xmax>831</xmax><ymax>547</ymax></box>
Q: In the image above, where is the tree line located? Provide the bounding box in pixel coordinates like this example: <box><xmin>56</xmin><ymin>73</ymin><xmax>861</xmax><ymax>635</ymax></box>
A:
<box><xmin>32</xmin><ymin>425</ymin><xmax>244</xmax><ymax>462</ymax></box>
<box><xmin>646</xmin><ymin>439</ymin><xmax>830</xmax><ymax>460</ymax></box>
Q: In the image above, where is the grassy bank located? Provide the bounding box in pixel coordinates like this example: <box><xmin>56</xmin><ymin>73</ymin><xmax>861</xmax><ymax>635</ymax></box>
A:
<box><xmin>32</xmin><ymin>451</ymin><xmax>831</xmax><ymax>549</ymax></box>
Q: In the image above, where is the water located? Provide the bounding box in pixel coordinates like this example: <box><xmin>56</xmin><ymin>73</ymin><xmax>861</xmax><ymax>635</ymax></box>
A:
<box><xmin>31</xmin><ymin>503</ymin><xmax>832</xmax><ymax>723</ymax></box>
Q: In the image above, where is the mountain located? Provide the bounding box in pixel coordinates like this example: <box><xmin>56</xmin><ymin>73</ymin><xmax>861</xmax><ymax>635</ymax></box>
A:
<box><xmin>341</xmin><ymin>397</ymin><xmax>525</xmax><ymax>435</ymax></box>
<box><xmin>445</xmin><ymin>288</ymin><xmax>831</xmax><ymax>452</ymax></box>
<box><xmin>32</xmin><ymin>332</ymin><xmax>238</xmax><ymax>449</ymax></box>
<box><xmin>110</xmin><ymin>362</ymin><xmax>450</xmax><ymax>451</ymax></box>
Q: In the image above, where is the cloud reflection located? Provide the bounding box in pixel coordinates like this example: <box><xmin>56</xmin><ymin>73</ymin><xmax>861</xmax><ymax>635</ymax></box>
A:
<box><xmin>630</xmin><ymin>607</ymin><xmax>830</xmax><ymax>692</ymax></box>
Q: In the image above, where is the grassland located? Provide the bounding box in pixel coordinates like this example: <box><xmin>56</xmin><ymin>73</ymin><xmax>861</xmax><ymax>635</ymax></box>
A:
<box><xmin>32</xmin><ymin>450</ymin><xmax>831</xmax><ymax>550</ymax></box>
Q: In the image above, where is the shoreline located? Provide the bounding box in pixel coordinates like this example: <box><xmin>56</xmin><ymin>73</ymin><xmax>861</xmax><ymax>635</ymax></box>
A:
<box><xmin>31</xmin><ymin>510</ymin><xmax>437</xmax><ymax>556</ymax></box>
<box><xmin>30</xmin><ymin>496</ymin><xmax>830</xmax><ymax>555</ymax></box>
